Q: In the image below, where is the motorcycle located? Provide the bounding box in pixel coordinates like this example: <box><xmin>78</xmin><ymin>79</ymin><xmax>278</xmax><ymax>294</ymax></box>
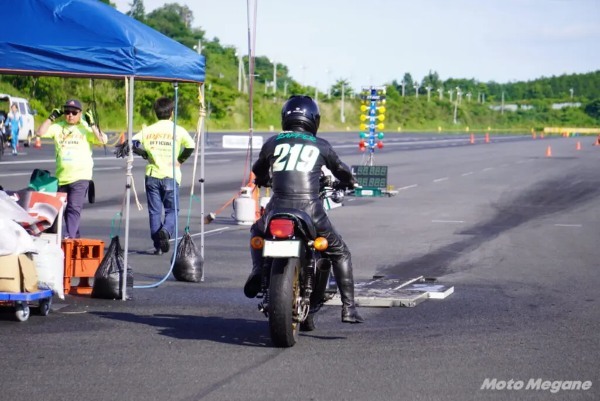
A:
<box><xmin>250</xmin><ymin>176</ymin><xmax>346</xmax><ymax>347</ymax></box>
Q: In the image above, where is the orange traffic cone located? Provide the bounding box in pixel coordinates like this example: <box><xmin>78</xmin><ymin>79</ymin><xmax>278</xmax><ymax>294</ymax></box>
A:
<box><xmin>470</xmin><ymin>133</ymin><xmax>474</xmax><ymax>144</ymax></box>
<box><xmin>576</xmin><ymin>141</ymin><xmax>581</xmax><ymax>150</ymax></box>
<box><xmin>546</xmin><ymin>146</ymin><xmax>552</xmax><ymax>157</ymax></box>
<box><xmin>485</xmin><ymin>132</ymin><xmax>490</xmax><ymax>143</ymax></box>
<box><xmin>34</xmin><ymin>136</ymin><xmax>42</xmax><ymax>148</ymax></box>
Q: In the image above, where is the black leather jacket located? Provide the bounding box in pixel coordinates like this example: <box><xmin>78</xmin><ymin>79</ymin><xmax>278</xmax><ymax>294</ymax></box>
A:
<box><xmin>252</xmin><ymin>131</ymin><xmax>354</xmax><ymax>200</ymax></box>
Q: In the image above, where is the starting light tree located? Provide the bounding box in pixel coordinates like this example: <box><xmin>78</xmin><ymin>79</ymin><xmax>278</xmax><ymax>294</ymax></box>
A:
<box><xmin>358</xmin><ymin>86</ymin><xmax>386</xmax><ymax>166</ymax></box>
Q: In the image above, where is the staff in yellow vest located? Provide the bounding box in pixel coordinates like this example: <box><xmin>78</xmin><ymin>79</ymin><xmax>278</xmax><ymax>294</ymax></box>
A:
<box><xmin>36</xmin><ymin>99</ymin><xmax>107</xmax><ymax>238</ymax></box>
<box><xmin>131</xmin><ymin>97</ymin><xmax>195</xmax><ymax>256</ymax></box>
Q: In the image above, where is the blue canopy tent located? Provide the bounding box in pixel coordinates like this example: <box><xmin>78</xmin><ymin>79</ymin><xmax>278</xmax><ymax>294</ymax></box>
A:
<box><xmin>0</xmin><ymin>0</ymin><xmax>207</xmax><ymax>298</ymax></box>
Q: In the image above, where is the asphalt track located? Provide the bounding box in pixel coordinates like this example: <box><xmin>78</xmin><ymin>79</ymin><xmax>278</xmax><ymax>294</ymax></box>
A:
<box><xmin>0</xmin><ymin>132</ymin><xmax>598</xmax><ymax>401</ymax></box>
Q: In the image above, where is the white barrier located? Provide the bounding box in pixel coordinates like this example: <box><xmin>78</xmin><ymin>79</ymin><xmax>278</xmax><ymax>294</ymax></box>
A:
<box><xmin>222</xmin><ymin>135</ymin><xmax>264</xmax><ymax>149</ymax></box>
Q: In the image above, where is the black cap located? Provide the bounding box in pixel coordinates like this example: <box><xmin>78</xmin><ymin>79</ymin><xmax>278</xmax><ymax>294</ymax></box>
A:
<box><xmin>63</xmin><ymin>99</ymin><xmax>82</xmax><ymax>111</ymax></box>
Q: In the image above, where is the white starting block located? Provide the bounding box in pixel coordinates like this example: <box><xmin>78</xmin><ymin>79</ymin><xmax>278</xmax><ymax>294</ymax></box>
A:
<box><xmin>325</xmin><ymin>275</ymin><xmax>454</xmax><ymax>308</ymax></box>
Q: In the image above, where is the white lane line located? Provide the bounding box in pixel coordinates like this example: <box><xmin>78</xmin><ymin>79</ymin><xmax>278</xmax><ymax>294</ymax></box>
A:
<box><xmin>0</xmin><ymin>172</ymin><xmax>31</xmax><ymax>177</ymax></box>
<box><xmin>94</xmin><ymin>167</ymin><xmax>123</xmax><ymax>171</ymax></box>
<box><xmin>127</xmin><ymin>227</ymin><xmax>231</xmax><ymax>255</ymax></box>
<box><xmin>0</xmin><ymin>167</ymin><xmax>120</xmax><ymax>177</ymax></box>
<box><xmin>554</xmin><ymin>224</ymin><xmax>583</xmax><ymax>227</ymax></box>
<box><xmin>461</xmin><ymin>172</ymin><xmax>474</xmax><ymax>176</ymax></box>
<box><xmin>187</xmin><ymin>227</ymin><xmax>230</xmax><ymax>238</ymax></box>
<box><xmin>432</xmin><ymin>220</ymin><xmax>465</xmax><ymax>224</ymax></box>
<box><xmin>482</xmin><ymin>167</ymin><xmax>493</xmax><ymax>172</ymax></box>
<box><xmin>0</xmin><ymin>151</ymin><xmax>250</xmax><ymax>166</ymax></box>
<box><xmin>433</xmin><ymin>177</ymin><xmax>448</xmax><ymax>182</ymax></box>
<box><xmin>398</xmin><ymin>184</ymin><xmax>418</xmax><ymax>190</ymax></box>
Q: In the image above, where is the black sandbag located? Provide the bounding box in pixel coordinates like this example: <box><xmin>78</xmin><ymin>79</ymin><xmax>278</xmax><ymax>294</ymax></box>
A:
<box><xmin>173</xmin><ymin>232</ymin><xmax>203</xmax><ymax>282</ymax></box>
<box><xmin>92</xmin><ymin>236</ymin><xmax>134</xmax><ymax>299</ymax></box>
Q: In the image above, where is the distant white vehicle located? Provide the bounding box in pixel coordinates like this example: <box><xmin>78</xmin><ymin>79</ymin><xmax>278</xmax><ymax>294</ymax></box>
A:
<box><xmin>0</xmin><ymin>94</ymin><xmax>37</xmax><ymax>147</ymax></box>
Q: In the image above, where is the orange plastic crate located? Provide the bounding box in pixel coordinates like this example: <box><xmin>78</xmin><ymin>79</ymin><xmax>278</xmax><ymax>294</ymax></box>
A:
<box><xmin>61</xmin><ymin>238</ymin><xmax>105</xmax><ymax>295</ymax></box>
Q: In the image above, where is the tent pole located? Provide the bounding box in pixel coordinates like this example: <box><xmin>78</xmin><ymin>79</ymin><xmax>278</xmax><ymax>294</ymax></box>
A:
<box><xmin>200</xmin><ymin>83</ymin><xmax>206</xmax><ymax>281</ymax></box>
<box><xmin>122</xmin><ymin>76</ymin><xmax>135</xmax><ymax>300</ymax></box>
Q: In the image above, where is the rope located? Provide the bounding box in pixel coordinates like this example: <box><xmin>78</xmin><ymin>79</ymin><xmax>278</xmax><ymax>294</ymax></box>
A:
<box><xmin>185</xmin><ymin>84</ymin><xmax>207</xmax><ymax>230</ymax></box>
<box><xmin>122</xmin><ymin>77</ymin><xmax>142</xmax><ymax>210</ymax></box>
<box><xmin>126</xmin><ymin>156</ymin><xmax>144</xmax><ymax>211</ymax></box>
<box><xmin>110</xmin><ymin>78</ymin><xmax>142</xmax><ymax>236</ymax></box>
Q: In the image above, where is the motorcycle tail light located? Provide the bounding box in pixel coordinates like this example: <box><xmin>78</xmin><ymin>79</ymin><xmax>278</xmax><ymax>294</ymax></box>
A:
<box><xmin>314</xmin><ymin>237</ymin><xmax>328</xmax><ymax>251</ymax></box>
<box><xmin>269</xmin><ymin>219</ymin><xmax>294</xmax><ymax>238</ymax></box>
<box><xmin>250</xmin><ymin>236</ymin><xmax>264</xmax><ymax>250</ymax></box>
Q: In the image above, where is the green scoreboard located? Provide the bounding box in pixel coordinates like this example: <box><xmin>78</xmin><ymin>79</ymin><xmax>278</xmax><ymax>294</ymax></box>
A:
<box><xmin>351</xmin><ymin>165</ymin><xmax>388</xmax><ymax>188</ymax></box>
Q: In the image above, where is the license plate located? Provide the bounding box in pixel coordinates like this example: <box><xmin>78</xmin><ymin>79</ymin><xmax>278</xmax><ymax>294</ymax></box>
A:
<box><xmin>263</xmin><ymin>240</ymin><xmax>301</xmax><ymax>258</ymax></box>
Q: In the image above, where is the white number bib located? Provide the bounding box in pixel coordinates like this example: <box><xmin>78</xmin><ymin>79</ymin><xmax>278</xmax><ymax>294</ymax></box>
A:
<box><xmin>272</xmin><ymin>143</ymin><xmax>320</xmax><ymax>172</ymax></box>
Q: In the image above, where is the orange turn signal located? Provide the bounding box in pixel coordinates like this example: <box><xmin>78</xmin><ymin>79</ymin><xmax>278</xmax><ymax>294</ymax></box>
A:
<box><xmin>314</xmin><ymin>237</ymin><xmax>328</xmax><ymax>251</ymax></box>
<box><xmin>250</xmin><ymin>236</ymin><xmax>264</xmax><ymax>250</ymax></box>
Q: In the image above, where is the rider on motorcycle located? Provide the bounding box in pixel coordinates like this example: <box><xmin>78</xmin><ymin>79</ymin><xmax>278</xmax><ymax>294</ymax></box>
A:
<box><xmin>244</xmin><ymin>95</ymin><xmax>364</xmax><ymax>324</ymax></box>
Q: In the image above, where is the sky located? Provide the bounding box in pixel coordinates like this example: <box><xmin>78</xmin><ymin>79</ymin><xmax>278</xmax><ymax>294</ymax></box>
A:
<box><xmin>113</xmin><ymin>0</ymin><xmax>600</xmax><ymax>91</ymax></box>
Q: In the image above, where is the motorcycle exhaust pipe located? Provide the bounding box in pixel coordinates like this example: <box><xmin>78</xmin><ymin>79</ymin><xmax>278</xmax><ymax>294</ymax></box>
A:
<box><xmin>316</xmin><ymin>258</ymin><xmax>332</xmax><ymax>272</ymax></box>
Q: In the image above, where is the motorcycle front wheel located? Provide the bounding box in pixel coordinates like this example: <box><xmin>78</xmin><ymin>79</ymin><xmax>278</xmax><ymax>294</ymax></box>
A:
<box><xmin>268</xmin><ymin>258</ymin><xmax>301</xmax><ymax>348</ymax></box>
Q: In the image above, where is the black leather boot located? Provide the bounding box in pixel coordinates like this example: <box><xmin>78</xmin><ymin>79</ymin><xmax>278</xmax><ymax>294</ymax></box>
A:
<box><xmin>244</xmin><ymin>247</ymin><xmax>263</xmax><ymax>298</ymax></box>
<box><xmin>332</xmin><ymin>257</ymin><xmax>364</xmax><ymax>324</ymax></box>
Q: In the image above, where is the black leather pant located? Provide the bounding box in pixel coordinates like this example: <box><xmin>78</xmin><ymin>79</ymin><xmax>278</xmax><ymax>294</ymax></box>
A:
<box><xmin>250</xmin><ymin>197</ymin><xmax>356</xmax><ymax>307</ymax></box>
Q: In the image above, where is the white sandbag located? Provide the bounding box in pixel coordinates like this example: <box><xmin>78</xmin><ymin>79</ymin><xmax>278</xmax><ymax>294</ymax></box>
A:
<box><xmin>0</xmin><ymin>217</ymin><xmax>37</xmax><ymax>256</ymax></box>
<box><xmin>31</xmin><ymin>237</ymin><xmax>65</xmax><ymax>300</ymax></box>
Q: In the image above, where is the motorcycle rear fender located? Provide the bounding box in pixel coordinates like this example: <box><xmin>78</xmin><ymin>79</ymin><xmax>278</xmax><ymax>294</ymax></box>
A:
<box><xmin>264</xmin><ymin>208</ymin><xmax>317</xmax><ymax>240</ymax></box>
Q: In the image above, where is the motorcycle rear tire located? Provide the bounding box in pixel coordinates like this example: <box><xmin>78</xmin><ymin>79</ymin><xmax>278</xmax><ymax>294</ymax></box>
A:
<box><xmin>269</xmin><ymin>258</ymin><xmax>301</xmax><ymax>347</ymax></box>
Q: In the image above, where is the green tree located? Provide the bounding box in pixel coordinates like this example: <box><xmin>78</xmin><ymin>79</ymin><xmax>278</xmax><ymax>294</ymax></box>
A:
<box><xmin>421</xmin><ymin>70</ymin><xmax>442</xmax><ymax>94</ymax></box>
<box><xmin>330</xmin><ymin>79</ymin><xmax>354</xmax><ymax>99</ymax></box>
<box><xmin>126</xmin><ymin>0</ymin><xmax>146</xmax><ymax>22</ymax></box>
<box><xmin>402</xmin><ymin>73</ymin><xmax>414</xmax><ymax>96</ymax></box>
<box><xmin>584</xmin><ymin>99</ymin><xmax>600</xmax><ymax>121</ymax></box>
<box><xmin>145</xmin><ymin>4</ymin><xmax>201</xmax><ymax>49</ymax></box>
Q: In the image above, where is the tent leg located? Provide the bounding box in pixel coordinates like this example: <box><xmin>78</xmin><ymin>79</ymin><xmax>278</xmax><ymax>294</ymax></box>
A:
<box><xmin>122</xmin><ymin>76</ymin><xmax>135</xmax><ymax>300</ymax></box>
<box><xmin>200</xmin><ymin>84</ymin><xmax>206</xmax><ymax>281</ymax></box>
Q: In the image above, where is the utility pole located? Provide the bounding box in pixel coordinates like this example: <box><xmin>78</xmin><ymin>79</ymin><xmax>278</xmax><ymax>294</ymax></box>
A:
<box><xmin>271</xmin><ymin>60</ymin><xmax>277</xmax><ymax>95</ymax></box>
<box><xmin>453</xmin><ymin>87</ymin><xmax>460</xmax><ymax>124</ymax></box>
<box><xmin>341</xmin><ymin>81</ymin><xmax>346</xmax><ymax>123</ymax></box>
